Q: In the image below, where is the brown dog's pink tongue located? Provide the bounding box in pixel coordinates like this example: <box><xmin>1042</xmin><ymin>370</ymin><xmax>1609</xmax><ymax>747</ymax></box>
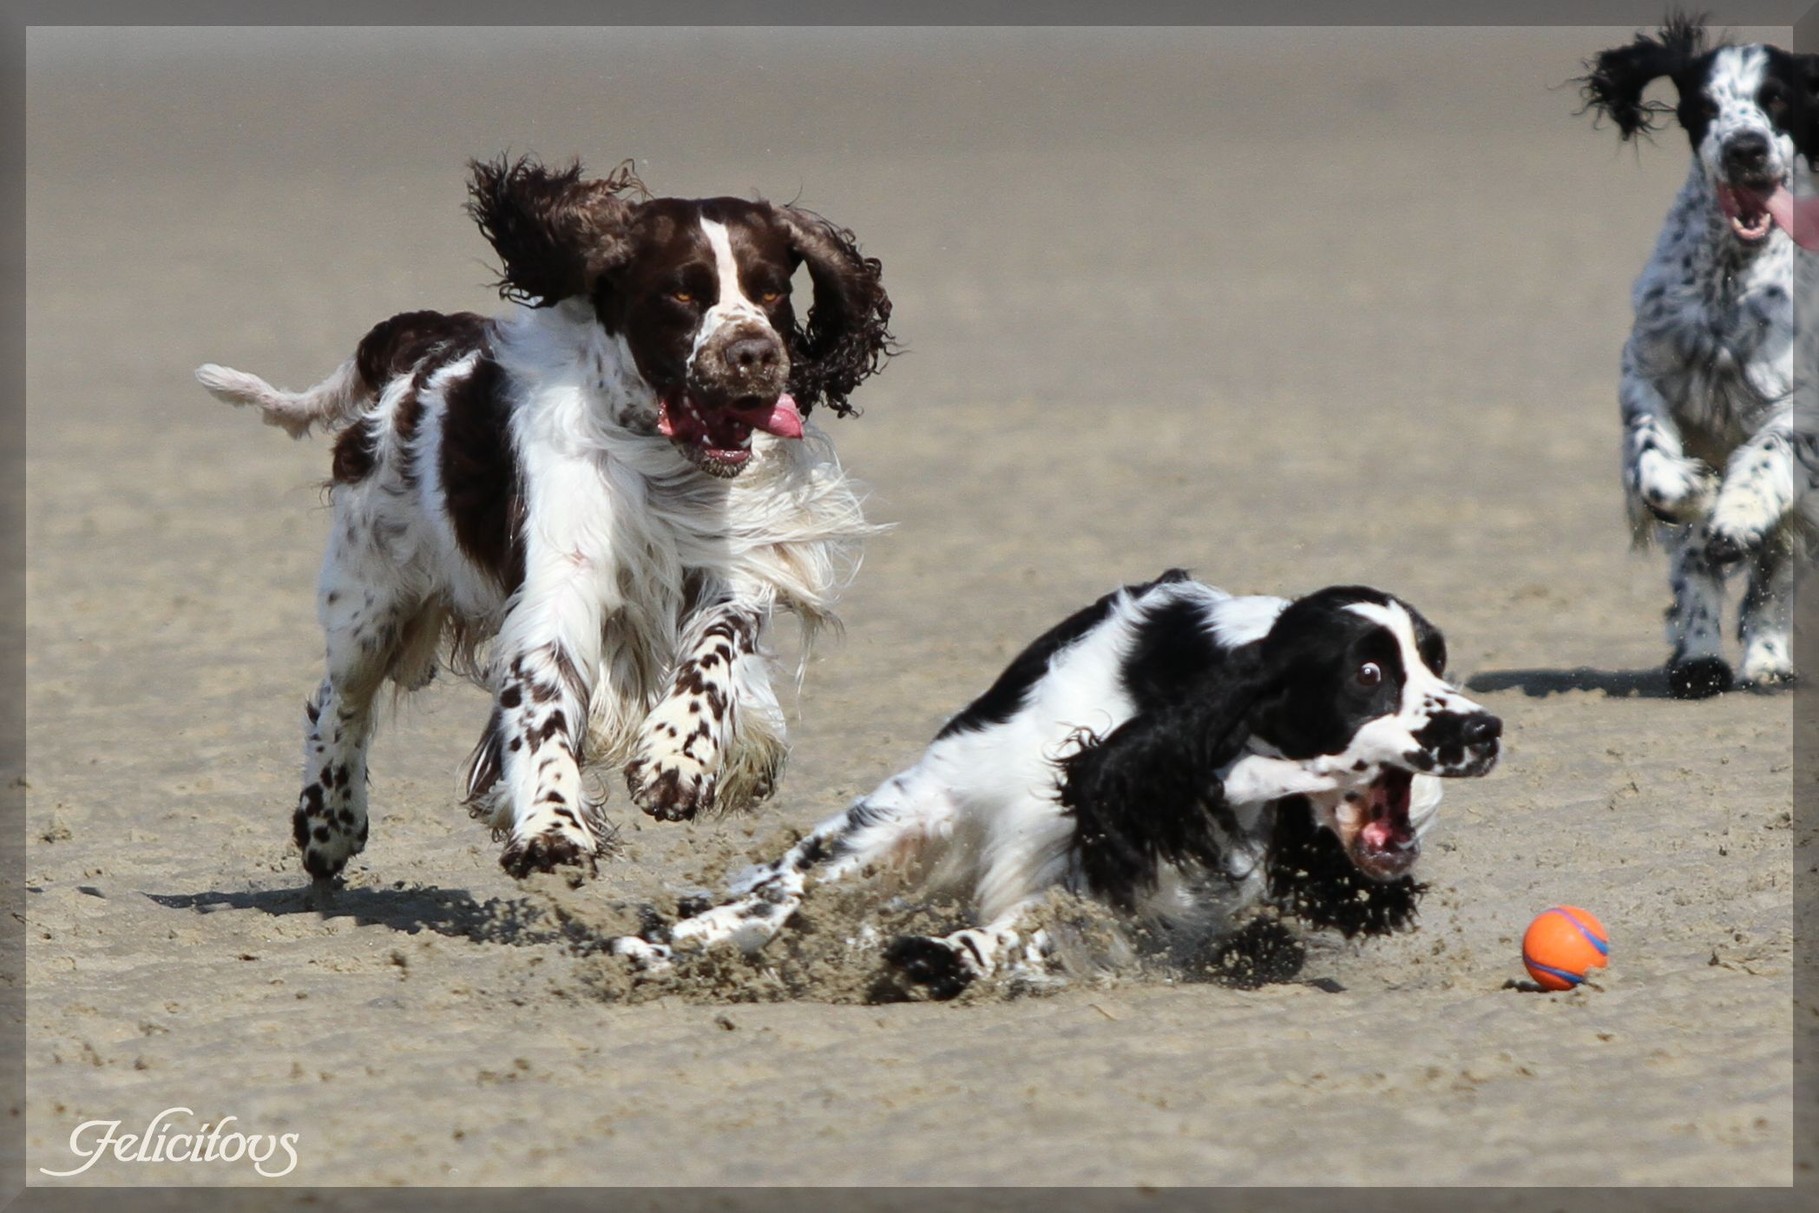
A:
<box><xmin>1765</xmin><ymin>186</ymin><xmax>1819</xmax><ymax>250</ymax></box>
<box><xmin>741</xmin><ymin>393</ymin><xmax>805</xmax><ymax>440</ymax></box>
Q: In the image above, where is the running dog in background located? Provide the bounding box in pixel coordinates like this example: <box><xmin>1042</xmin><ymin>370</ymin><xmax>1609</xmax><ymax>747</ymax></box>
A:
<box><xmin>1579</xmin><ymin>15</ymin><xmax>1819</xmax><ymax>696</ymax></box>
<box><xmin>612</xmin><ymin>572</ymin><xmax>1502</xmax><ymax>998</ymax></box>
<box><xmin>198</xmin><ymin>155</ymin><xmax>893</xmax><ymax>880</ymax></box>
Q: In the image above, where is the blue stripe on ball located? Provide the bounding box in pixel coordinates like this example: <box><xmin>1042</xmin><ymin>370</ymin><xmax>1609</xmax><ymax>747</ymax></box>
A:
<box><xmin>1525</xmin><ymin>957</ymin><xmax>1585</xmax><ymax>986</ymax></box>
<box><xmin>1547</xmin><ymin>908</ymin><xmax>1609</xmax><ymax>956</ymax></box>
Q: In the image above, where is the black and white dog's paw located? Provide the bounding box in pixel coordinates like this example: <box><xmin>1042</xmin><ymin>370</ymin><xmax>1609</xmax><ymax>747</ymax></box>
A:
<box><xmin>1636</xmin><ymin>455</ymin><xmax>1717</xmax><ymax>525</ymax></box>
<box><xmin>883</xmin><ymin>935</ymin><xmax>977</xmax><ymax>1001</ymax></box>
<box><xmin>1739</xmin><ymin>645</ymin><xmax>1796</xmax><ymax>690</ymax></box>
<box><xmin>1701</xmin><ymin>500</ymin><xmax>1774</xmax><ymax>565</ymax></box>
<box><xmin>608</xmin><ymin>935</ymin><xmax>675</xmax><ymax>970</ymax></box>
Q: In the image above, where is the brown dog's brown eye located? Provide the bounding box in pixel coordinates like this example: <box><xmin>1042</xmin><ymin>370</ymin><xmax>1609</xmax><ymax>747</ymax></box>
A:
<box><xmin>758</xmin><ymin>291</ymin><xmax>783</xmax><ymax>305</ymax></box>
<box><xmin>671</xmin><ymin>290</ymin><xmax>694</xmax><ymax>304</ymax></box>
<box><xmin>1357</xmin><ymin>662</ymin><xmax>1383</xmax><ymax>687</ymax></box>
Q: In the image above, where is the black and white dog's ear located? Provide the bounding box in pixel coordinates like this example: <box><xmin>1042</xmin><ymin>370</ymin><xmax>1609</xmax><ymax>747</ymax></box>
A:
<box><xmin>774</xmin><ymin>206</ymin><xmax>895</xmax><ymax>418</ymax></box>
<box><xmin>1578</xmin><ymin>13</ymin><xmax>1706</xmax><ymax>139</ymax></box>
<box><xmin>1787</xmin><ymin>52</ymin><xmax>1819</xmax><ymax>166</ymax></box>
<box><xmin>1057</xmin><ymin>659</ymin><xmax>1270</xmax><ymax>910</ymax></box>
<box><xmin>465</xmin><ymin>155</ymin><xmax>643</xmax><ymax>307</ymax></box>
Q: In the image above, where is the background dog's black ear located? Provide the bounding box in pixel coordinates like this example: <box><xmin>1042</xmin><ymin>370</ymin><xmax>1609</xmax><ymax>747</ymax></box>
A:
<box><xmin>1790</xmin><ymin>52</ymin><xmax>1819</xmax><ymax>166</ymax></box>
<box><xmin>465</xmin><ymin>155</ymin><xmax>643</xmax><ymax>307</ymax></box>
<box><xmin>1057</xmin><ymin>654</ymin><xmax>1271</xmax><ymax>910</ymax></box>
<box><xmin>1577</xmin><ymin>13</ymin><xmax>1707</xmax><ymax>139</ymax></box>
<box><xmin>775</xmin><ymin>206</ymin><xmax>895</xmax><ymax>417</ymax></box>
<box><xmin>1264</xmin><ymin>800</ymin><xmax>1423</xmax><ymax>938</ymax></box>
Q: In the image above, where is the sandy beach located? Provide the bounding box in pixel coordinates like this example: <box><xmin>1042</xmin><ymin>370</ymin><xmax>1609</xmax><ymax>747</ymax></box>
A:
<box><xmin>20</xmin><ymin>23</ymin><xmax>1806</xmax><ymax>1197</ymax></box>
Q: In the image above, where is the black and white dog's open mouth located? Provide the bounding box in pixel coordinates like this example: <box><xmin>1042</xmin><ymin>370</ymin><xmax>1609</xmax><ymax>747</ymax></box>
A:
<box><xmin>1341</xmin><ymin>768</ymin><xmax>1419</xmax><ymax>881</ymax></box>
<box><xmin>658</xmin><ymin>391</ymin><xmax>805</xmax><ymax>477</ymax></box>
<box><xmin>1717</xmin><ymin>180</ymin><xmax>1789</xmax><ymax>243</ymax></box>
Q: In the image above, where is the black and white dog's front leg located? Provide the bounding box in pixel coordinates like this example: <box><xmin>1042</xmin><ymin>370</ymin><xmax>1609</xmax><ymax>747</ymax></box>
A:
<box><xmin>1704</xmin><ymin>415</ymin><xmax>1795</xmax><ymax>565</ymax></box>
<box><xmin>611</xmin><ymin>764</ymin><xmax>957</xmax><ymax>968</ymax></box>
<box><xmin>1620</xmin><ymin>364</ymin><xmax>1716</xmax><ymax>533</ymax></box>
<box><xmin>626</xmin><ymin>602</ymin><xmax>787</xmax><ymax>821</ymax></box>
<box><xmin>883</xmin><ymin>901</ymin><xmax>1056</xmax><ymax>1000</ymax></box>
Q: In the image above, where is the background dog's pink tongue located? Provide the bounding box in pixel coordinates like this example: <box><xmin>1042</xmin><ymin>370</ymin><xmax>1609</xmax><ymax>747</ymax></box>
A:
<box><xmin>1764</xmin><ymin>186</ymin><xmax>1819</xmax><ymax>250</ymax></box>
<box><xmin>748</xmin><ymin>393</ymin><xmax>805</xmax><ymax>440</ymax></box>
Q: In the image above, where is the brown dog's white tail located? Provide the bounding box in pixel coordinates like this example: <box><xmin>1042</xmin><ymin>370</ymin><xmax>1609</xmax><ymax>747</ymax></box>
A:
<box><xmin>194</xmin><ymin>359</ymin><xmax>368</xmax><ymax>439</ymax></box>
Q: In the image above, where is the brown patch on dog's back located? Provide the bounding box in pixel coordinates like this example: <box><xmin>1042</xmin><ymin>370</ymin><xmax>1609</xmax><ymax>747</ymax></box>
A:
<box><xmin>330</xmin><ymin>414</ymin><xmax>379</xmax><ymax>484</ymax></box>
<box><xmin>328</xmin><ymin>310</ymin><xmax>491</xmax><ymax>489</ymax></box>
<box><xmin>439</xmin><ymin>355</ymin><xmax>525</xmax><ymax>590</ymax></box>
<box><xmin>355</xmin><ymin>310</ymin><xmax>490</xmax><ymax>389</ymax></box>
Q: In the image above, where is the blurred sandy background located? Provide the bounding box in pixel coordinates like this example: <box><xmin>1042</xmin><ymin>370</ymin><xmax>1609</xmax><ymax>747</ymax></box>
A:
<box><xmin>21</xmin><ymin>23</ymin><xmax>1805</xmax><ymax>1195</ymax></box>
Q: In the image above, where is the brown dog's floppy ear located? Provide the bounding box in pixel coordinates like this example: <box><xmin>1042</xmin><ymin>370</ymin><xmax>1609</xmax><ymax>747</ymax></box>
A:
<box><xmin>465</xmin><ymin>155</ymin><xmax>643</xmax><ymax>307</ymax></box>
<box><xmin>775</xmin><ymin>207</ymin><xmax>896</xmax><ymax>417</ymax></box>
<box><xmin>1577</xmin><ymin>12</ymin><xmax>1708</xmax><ymax>140</ymax></box>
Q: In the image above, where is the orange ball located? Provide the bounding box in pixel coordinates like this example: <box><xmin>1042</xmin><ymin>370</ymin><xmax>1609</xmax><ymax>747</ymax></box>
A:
<box><xmin>1522</xmin><ymin>906</ymin><xmax>1609</xmax><ymax>991</ymax></box>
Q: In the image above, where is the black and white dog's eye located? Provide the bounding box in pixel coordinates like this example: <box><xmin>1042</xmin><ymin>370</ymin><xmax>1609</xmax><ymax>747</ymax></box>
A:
<box><xmin>1357</xmin><ymin>662</ymin><xmax>1382</xmax><ymax>687</ymax></box>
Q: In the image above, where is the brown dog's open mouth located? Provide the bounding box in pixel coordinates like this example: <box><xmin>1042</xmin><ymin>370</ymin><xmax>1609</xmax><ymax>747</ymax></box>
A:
<box><xmin>1345</xmin><ymin>767</ymin><xmax>1418</xmax><ymax>881</ymax></box>
<box><xmin>658</xmin><ymin>391</ymin><xmax>805</xmax><ymax>477</ymax></box>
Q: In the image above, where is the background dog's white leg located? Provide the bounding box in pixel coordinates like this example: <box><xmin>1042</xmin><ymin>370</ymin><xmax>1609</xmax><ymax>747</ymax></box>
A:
<box><xmin>1663</xmin><ymin>527</ymin><xmax>1734</xmax><ymax>698</ymax></box>
<box><xmin>1739</xmin><ymin>540</ymin><xmax>1796</xmax><ymax>685</ymax></box>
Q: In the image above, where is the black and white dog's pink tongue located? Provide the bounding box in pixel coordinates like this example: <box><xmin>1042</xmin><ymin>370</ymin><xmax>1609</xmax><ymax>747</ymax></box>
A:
<box><xmin>1764</xmin><ymin>185</ymin><xmax>1819</xmax><ymax>250</ymax></box>
<box><xmin>730</xmin><ymin>392</ymin><xmax>804</xmax><ymax>440</ymax></box>
<box><xmin>1717</xmin><ymin>183</ymin><xmax>1781</xmax><ymax>241</ymax></box>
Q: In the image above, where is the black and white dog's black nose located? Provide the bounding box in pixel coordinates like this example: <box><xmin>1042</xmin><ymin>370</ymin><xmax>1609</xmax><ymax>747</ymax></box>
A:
<box><xmin>1723</xmin><ymin>132</ymin><xmax>1772</xmax><ymax>179</ymax></box>
<box><xmin>1411</xmin><ymin>709</ymin><xmax>1502</xmax><ymax>775</ymax></box>
<box><xmin>1460</xmin><ymin>713</ymin><xmax>1501</xmax><ymax>748</ymax></box>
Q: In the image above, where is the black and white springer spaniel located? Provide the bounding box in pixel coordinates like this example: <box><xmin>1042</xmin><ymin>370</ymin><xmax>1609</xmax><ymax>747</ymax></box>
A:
<box><xmin>1580</xmin><ymin>16</ymin><xmax>1819</xmax><ymax>697</ymax></box>
<box><xmin>197</xmin><ymin>156</ymin><xmax>893</xmax><ymax>880</ymax></box>
<box><xmin>611</xmin><ymin>572</ymin><xmax>1502</xmax><ymax>998</ymax></box>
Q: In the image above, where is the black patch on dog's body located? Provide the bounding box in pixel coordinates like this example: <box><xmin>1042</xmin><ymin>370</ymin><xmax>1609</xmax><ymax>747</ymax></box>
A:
<box><xmin>939</xmin><ymin>569</ymin><xmax>1198</xmax><ymax>742</ymax></box>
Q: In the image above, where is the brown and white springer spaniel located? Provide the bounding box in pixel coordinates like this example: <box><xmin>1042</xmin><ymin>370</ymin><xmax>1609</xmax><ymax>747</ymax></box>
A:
<box><xmin>197</xmin><ymin>155</ymin><xmax>893</xmax><ymax>880</ymax></box>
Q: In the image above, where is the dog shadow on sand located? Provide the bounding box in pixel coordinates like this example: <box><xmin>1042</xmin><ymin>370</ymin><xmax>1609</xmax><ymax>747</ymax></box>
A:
<box><xmin>142</xmin><ymin>881</ymin><xmax>565</xmax><ymax>948</ymax></box>
<box><xmin>1470</xmin><ymin>662</ymin><xmax>1803</xmax><ymax>698</ymax></box>
<box><xmin>1465</xmin><ymin>666</ymin><xmax>1674</xmax><ymax>699</ymax></box>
